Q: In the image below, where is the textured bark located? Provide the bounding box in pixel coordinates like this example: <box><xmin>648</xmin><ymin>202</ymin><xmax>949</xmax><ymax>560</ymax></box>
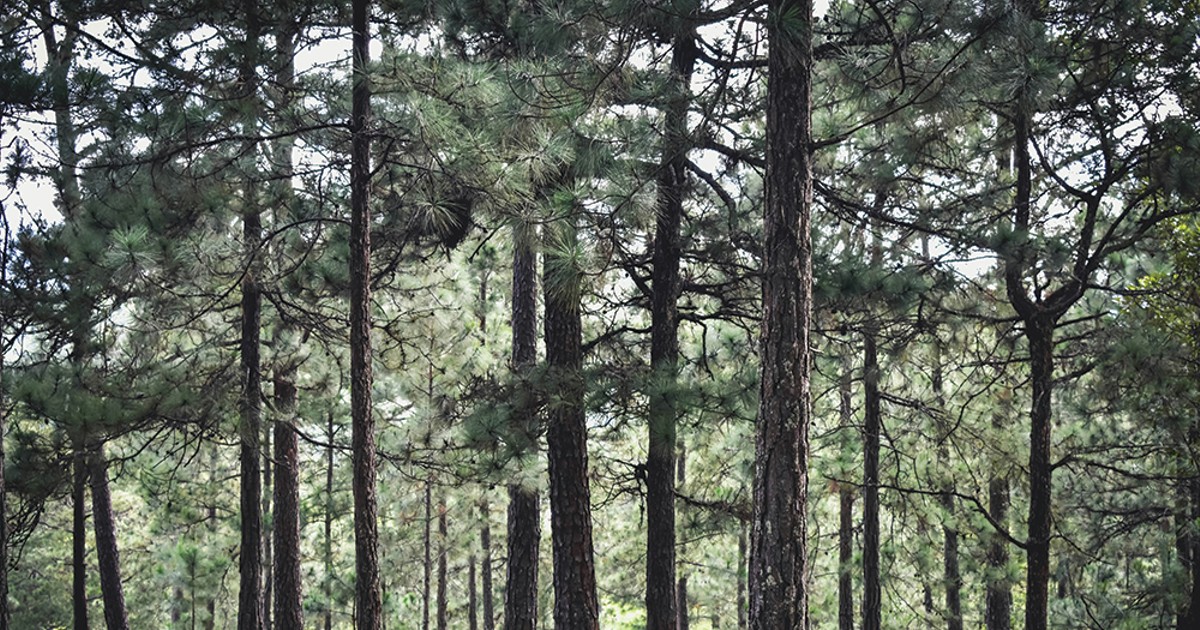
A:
<box><xmin>236</xmin><ymin>1</ymin><xmax>264</xmax><ymax>628</ymax></box>
<box><xmin>838</xmin><ymin>368</ymin><xmax>854</xmax><ymax>630</ymax></box>
<box><xmin>737</xmin><ymin>525</ymin><xmax>747</xmax><ymax>630</ymax></box>
<box><xmin>749</xmin><ymin>1</ymin><xmax>814</xmax><ymax>627</ymax></box>
<box><xmin>862</xmin><ymin>333</ymin><xmax>881</xmax><ymax>630</ymax></box>
<box><xmin>423</xmin><ymin>481</ymin><xmax>432</xmax><ymax>630</ymax></box>
<box><xmin>932</xmin><ymin>345</ymin><xmax>962</xmax><ymax>630</ymax></box>
<box><xmin>0</xmin><ymin>340</ymin><xmax>7</xmax><ymax>630</ymax></box>
<box><xmin>73</xmin><ymin>441</ymin><xmax>89</xmax><ymax>630</ymax></box>
<box><xmin>646</xmin><ymin>18</ymin><xmax>696</xmax><ymax>630</ymax></box>
<box><xmin>480</xmin><ymin>500</ymin><xmax>495</xmax><ymax>630</ymax></box>
<box><xmin>545</xmin><ymin>214</ymin><xmax>600</xmax><ymax>629</ymax></box>
<box><xmin>985</xmin><ymin>468</ymin><xmax>1011</xmax><ymax>630</ymax></box>
<box><xmin>324</xmin><ymin>414</ymin><xmax>335</xmax><ymax>630</ymax></box>
<box><xmin>349</xmin><ymin>0</ymin><xmax>382</xmax><ymax>626</ymax></box>
<box><xmin>273</xmin><ymin>374</ymin><xmax>303</xmax><ymax>630</ymax></box>
<box><xmin>1024</xmin><ymin>321</ymin><xmax>1054</xmax><ymax>630</ymax></box>
<box><xmin>437</xmin><ymin>498</ymin><xmax>448</xmax><ymax>630</ymax></box>
<box><xmin>1181</xmin><ymin>470</ymin><xmax>1200</xmax><ymax>627</ymax></box>
<box><xmin>676</xmin><ymin>442</ymin><xmax>689</xmax><ymax>630</ymax></box>
<box><xmin>505</xmin><ymin>223</ymin><xmax>540</xmax><ymax>630</ymax></box>
<box><xmin>469</xmin><ymin>553</ymin><xmax>478</xmax><ymax>630</ymax></box>
<box><xmin>261</xmin><ymin>423</ymin><xmax>273</xmax><ymax>630</ymax></box>
<box><xmin>90</xmin><ymin>445</ymin><xmax>129</xmax><ymax>630</ymax></box>
<box><xmin>838</xmin><ymin>488</ymin><xmax>855</xmax><ymax>630</ymax></box>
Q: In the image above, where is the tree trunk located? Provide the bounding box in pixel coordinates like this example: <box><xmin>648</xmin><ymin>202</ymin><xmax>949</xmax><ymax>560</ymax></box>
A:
<box><xmin>437</xmin><ymin>497</ymin><xmax>448</xmax><ymax>630</ymax></box>
<box><xmin>324</xmin><ymin>414</ymin><xmax>335</xmax><ymax>630</ymax></box>
<box><xmin>262</xmin><ymin>422</ymin><xmax>273</xmax><ymax>630</ymax></box>
<box><xmin>646</xmin><ymin>17</ymin><xmax>696</xmax><ymax>630</ymax></box>
<box><xmin>73</xmin><ymin>439</ymin><xmax>89</xmax><ymax>630</ymax></box>
<box><xmin>681</xmin><ymin>441</ymin><xmax>691</xmax><ymax>628</ymax></box>
<box><xmin>469</xmin><ymin>553</ymin><xmax>478</xmax><ymax>630</ymax></box>
<box><xmin>480</xmin><ymin>500</ymin><xmax>495</xmax><ymax>630</ymax></box>
<box><xmin>932</xmin><ymin>343</ymin><xmax>962</xmax><ymax>630</ymax></box>
<box><xmin>1181</xmin><ymin>467</ymin><xmax>1200</xmax><ymax>627</ymax></box>
<box><xmin>1024</xmin><ymin>321</ymin><xmax>1054</xmax><ymax>630</ymax></box>
<box><xmin>505</xmin><ymin>221</ymin><xmax>540</xmax><ymax>630</ymax></box>
<box><xmin>749</xmin><ymin>1</ymin><xmax>814</xmax><ymax>627</ymax></box>
<box><xmin>423</xmin><ymin>481</ymin><xmax>432</xmax><ymax>630</ymax></box>
<box><xmin>862</xmin><ymin>332</ymin><xmax>881</xmax><ymax>630</ymax></box>
<box><xmin>90</xmin><ymin>445</ymin><xmax>129</xmax><ymax>630</ymax></box>
<box><xmin>985</xmin><ymin>468</ymin><xmax>1011</xmax><ymax>630</ymax></box>
<box><xmin>273</xmin><ymin>373</ymin><xmax>303</xmax><ymax>629</ymax></box>
<box><xmin>236</xmin><ymin>1</ymin><xmax>264</xmax><ymax>627</ymax></box>
<box><xmin>544</xmin><ymin>210</ymin><xmax>600</xmax><ymax>629</ymax></box>
<box><xmin>0</xmin><ymin>318</ymin><xmax>9</xmax><ymax>630</ymax></box>
<box><xmin>737</xmin><ymin>524</ymin><xmax>746</xmax><ymax>630</ymax></box>
<box><xmin>349</xmin><ymin>0</ymin><xmax>382</xmax><ymax>626</ymax></box>
<box><xmin>838</xmin><ymin>368</ymin><xmax>854</xmax><ymax>630</ymax></box>
<box><xmin>839</xmin><ymin>487</ymin><xmax>855</xmax><ymax>630</ymax></box>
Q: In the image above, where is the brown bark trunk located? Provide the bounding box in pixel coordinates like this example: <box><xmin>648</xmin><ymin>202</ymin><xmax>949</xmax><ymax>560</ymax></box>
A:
<box><xmin>480</xmin><ymin>500</ymin><xmax>495</xmax><ymax>630</ymax></box>
<box><xmin>437</xmin><ymin>498</ymin><xmax>448</xmax><ymax>630</ymax></box>
<box><xmin>73</xmin><ymin>440</ymin><xmax>89</xmax><ymax>630</ymax></box>
<box><xmin>0</xmin><ymin>311</ymin><xmax>9</xmax><ymax>630</ymax></box>
<box><xmin>737</xmin><ymin>525</ymin><xmax>746</xmax><ymax>630</ymax></box>
<box><xmin>505</xmin><ymin>221</ymin><xmax>541</xmax><ymax>630</ymax></box>
<box><xmin>676</xmin><ymin>441</ymin><xmax>689</xmax><ymax>630</ymax></box>
<box><xmin>1024</xmin><ymin>321</ymin><xmax>1054</xmax><ymax>630</ymax></box>
<box><xmin>646</xmin><ymin>19</ymin><xmax>696</xmax><ymax>630</ymax></box>
<box><xmin>423</xmin><ymin>481</ymin><xmax>432</xmax><ymax>630</ymax></box>
<box><xmin>838</xmin><ymin>487</ymin><xmax>855</xmax><ymax>630</ymax></box>
<box><xmin>505</xmin><ymin>484</ymin><xmax>540</xmax><ymax>630</ymax></box>
<box><xmin>1181</xmin><ymin>468</ymin><xmax>1200</xmax><ymax>627</ymax></box>
<box><xmin>749</xmin><ymin>2</ymin><xmax>814</xmax><ymax>627</ymax></box>
<box><xmin>986</xmin><ymin>437</ymin><xmax>1011</xmax><ymax>630</ymax></box>
<box><xmin>262</xmin><ymin>422</ymin><xmax>273</xmax><ymax>630</ymax></box>
<box><xmin>237</xmin><ymin>1</ymin><xmax>264</xmax><ymax>628</ymax></box>
<box><xmin>90</xmin><ymin>445</ymin><xmax>129</xmax><ymax>630</ymax></box>
<box><xmin>838</xmin><ymin>367</ymin><xmax>854</xmax><ymax>630</ymax></box>
<box><xmin>545</xmin><ymin>210</ymin><xmax>600</xmax><ymax>629</ymax></box>
<box><xmin>469</xmin><ymin>553</ymin><xmax>478</xmax><ymax>630</ymax></box>
<box><xmin>324</xmin><ymin>414</ymin><xmax>335</xmax><ymax>630</ymax></box>
<box><xmin>932</xmin><ymin>344</ymin><xmax>962</xmax><ymax>630</ymax></box>
<box><xmin>349</xmin><ymin>0</ymin><xmax>382</xmax><ymax>626</ymax></box>
<box><xmin>273</xmin><ymin>373</ymin><xmax>303</xmax><ymax>629</ymax></box>
<box><xmin>862</xmin><ymin>332</ymin><xmax>881</xmax><ymax>630</ymax></box>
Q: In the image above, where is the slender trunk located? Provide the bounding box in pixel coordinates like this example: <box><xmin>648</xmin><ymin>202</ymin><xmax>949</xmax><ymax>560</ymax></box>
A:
<box><xmin>262</xmin><ymin>422</ymin><xmax>273</xmax><ymax>630</ymax></box>
<box><xmin>839</xmin><ymin>488</ymin><xmax>855</xmax><ymax>630</ymax></box>
<box><xmin>545</xmin><ymin>208</ymin><xmax>600</xmax><ymax>629</ymax></box>
<box><xmin>90</xmin><ymin>445</ymin><xmax>129</xmax><ymax>630</ymax></box>
<box><xmin>480</xmin><ymin>500</ymin><xmax>495</xmax><ymax>630</ymax></box>
<box><xmin>437</xmin><ymin>498</ymin><xmax>448</xmax><ymax>630</ymax></box>
<box><xmin>862</xmin><ymin>332</ymin><xmax>881</xmax><ymax>630</ymax></box>
<box><xmin>269</xmin><ymin>13</ymin><xmax>303</xmax><ymax>628</ymax></box>
<box><xmin>469</xmin><ymin>553</ymin><xmax>478</xmax><ymax>630</ymax></box>
<box><xmin>236</xmin><ymin>1</ymin><xmax>264</xmax><ymax>627</ymax></box>
<box><xmin>73</xmin><ymin>440</ymin><xmax>89</xmax><ymax>630</ymax></box>
<box><xmin>749</xmin><ymin>1</ymin><xmax>814</xmax><ymax>627</ymax></box>
<box><xmin>1182</xmin><ymin>466</ymin><xmax>1200</xmax><ymax>627</ymax></box>
<box><xmin>1024</xmin><ymin>321</ymin><xmax>1054</xmax><ymax>630</ymax></box>
<box><xmin>932</xmin><ymin>343</ymin><xmax>962</xmax><ymax>630</ymax></box>
<box><xmin>838</xmin><ymin>367</ymin><xmax>854</xmax><ymax>630</ymax></box>
<box><xmin>505</xmin><ymin>220</ymin><xmax>540</xmax><ymax>629</ymax></box>
<box><xmin>423</xmin><ymin>481</ymin><xmax>432</xmax><ymax>630</ymax></box>
<box><xmin>676</xmin><ymin>442</ymin><xmax>689</xmax><ymax>630</ymax></box>
<box><xmin>986</xmin><ymin>452</ymin><xmax>1011</xmax><ymax>630</ymax></box>
<box><xmin>349</xmin><ymin>0</ymin><xmax>382</xmax><ymax>626</ymax></box>
<box><xmin>646</xmin><ymin>18</ymin><xmax>695</xmax><ymax>630</ymax></box>
<box><xmin>324</xmin><ymin>414</ymin><xmax>335</xmax><ymax>630</ymax></box>
<box><xmin>273</xmin><ymin>373</ymin><xmax>303</xmax><ymax>629</ymax></box>
<box><xmin>737</xmin><ymin>525</ymin><xmax>746</xmax><ymax>630</ymax></box>
<box><xmin>0</xmin><ymin>290</ymin><xmax>9</xmax><ymax>630</ymax></box>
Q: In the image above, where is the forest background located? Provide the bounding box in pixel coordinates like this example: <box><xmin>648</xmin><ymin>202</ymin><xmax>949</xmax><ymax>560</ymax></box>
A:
<box><xmin>1</xmin><ymin>0</ymin><xmax>1199</xmax><ymax>629</ymax></box>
